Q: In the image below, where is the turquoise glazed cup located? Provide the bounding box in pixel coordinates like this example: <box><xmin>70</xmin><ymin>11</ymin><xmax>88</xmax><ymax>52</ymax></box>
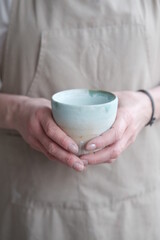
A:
<box><xmin>51</xmin><ymin>89</ymin><xmax>118</xmax><ymax>155</ymax></box>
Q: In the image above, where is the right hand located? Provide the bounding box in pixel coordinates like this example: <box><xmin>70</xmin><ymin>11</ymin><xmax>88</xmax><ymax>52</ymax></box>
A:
<box><xmin>14</xmin><ymin>97</ymin><xmax>86</xmax><ymax>172</ymax></box>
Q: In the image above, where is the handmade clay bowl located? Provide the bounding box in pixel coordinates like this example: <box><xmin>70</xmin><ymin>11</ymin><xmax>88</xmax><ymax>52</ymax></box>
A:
<box><xmin>51</xmin><ymin>89</ymin><xmax>118</xmax><ymax>155</ymax></box>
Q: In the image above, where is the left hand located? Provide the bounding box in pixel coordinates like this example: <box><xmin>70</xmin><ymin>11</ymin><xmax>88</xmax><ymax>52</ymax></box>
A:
<box><xmin>80</xmin><ymin>90</ymin><xmax>152</xmax><ymax>165</ymax></box>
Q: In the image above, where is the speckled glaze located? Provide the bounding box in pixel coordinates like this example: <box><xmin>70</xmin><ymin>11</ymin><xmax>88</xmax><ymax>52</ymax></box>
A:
<box><xmin>51</xmin><ymin>89</ymin><xmax>118</xmax><ymax>155</ymax></box>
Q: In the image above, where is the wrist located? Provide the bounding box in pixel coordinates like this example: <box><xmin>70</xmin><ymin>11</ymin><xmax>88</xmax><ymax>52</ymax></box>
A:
<box><xmin>115</xmin><ymin>91</ymin><xmax>152</xmax><ymax>128</ymax></box>
<box><xmin>137</xmin><ymin>90</ymin><xmax>156</xmax><ymax>126</ymax></box>
<box><xmin>136</xmin><ymin>91</ymin><xmax>153</xmax><ymax>127</ymax></box>
<box><xmin>13</xmin><ymin>96</ymin><xmax>51</xmax><ymax>132</ymax></box>
<box><xmin>148</xmin><ymin>86</ymin><xmax>160</xmax><ymax>121</ymax></box>
<box><xmin>0</xmin><ymin>94</ymin><xmax>29</xmax><ymax>130</ymax></box>
<box><xmin>136</xmin><ymin>85</ymin><xmax>160</xmax><ymax>127</ymax></box>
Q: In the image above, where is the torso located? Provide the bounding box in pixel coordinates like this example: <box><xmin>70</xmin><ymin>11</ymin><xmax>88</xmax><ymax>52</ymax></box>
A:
<box><xmin>0</xmin><ymin>0</ymin><xmax>12</xmax><ymax>80</ymax></box>
<box><xmin>1</xmin><ymin>1</ymin><xmax>160</xmax><ymax>239</ymax></box>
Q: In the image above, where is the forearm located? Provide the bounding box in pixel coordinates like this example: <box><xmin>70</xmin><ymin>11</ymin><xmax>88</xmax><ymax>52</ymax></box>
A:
<box><xmin>0</xmin><ymin>93</ymin><xmax>28</xmax><ymax>129</ymax></box>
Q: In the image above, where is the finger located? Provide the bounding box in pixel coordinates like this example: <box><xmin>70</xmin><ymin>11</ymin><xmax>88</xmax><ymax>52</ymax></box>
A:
<box><xmin>81</xmin><ymin>127</ymin><xmax>132</xmax><ymax>165</ymax></box>
<box><xmin>85</xmin><ymin>112</ymin><xmax>127</xmax><ymax>151</ymax></box>
<box><xmin>36</xmin><ymin>127</ymin><xmax>85</xmax><ymax>171</ymax></box>
<box><xmin>40</xmin><ymin>112</ymin><xmax>79</xmax><ymax>155</ymax></box>
<box><xmin>29</xmin><ymin>137</ymin><xmax>42</xmax><ymax>152</ymax></box>
<box><xmin>28</xmin><ymin>125</ymin><xmax>85</xmax><ymax>171</ymax></box>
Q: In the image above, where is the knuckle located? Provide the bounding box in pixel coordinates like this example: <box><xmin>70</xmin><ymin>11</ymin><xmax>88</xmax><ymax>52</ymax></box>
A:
<box><xmin>46</xmin><ymin>152</ymin><xmax>55</xmax><ymax>161</ymax></box>
<box><xmin>124</xmin><ymin>110</ymin><xmax>133</xmax><ymax>122</ymax></box>
<box><xmin>35</xmin><ymin>107</ymin><xmax>50</xmax><ymax>120</ymax></box>
<box><xmin>65</xmin><ymin>154</ymin><xmax>74</xmax><ymax>166</ymax></box>
<box><xmin>98</xmin><ymin>137</ymin><xmax>106</xmax><ymax>148</ymax></box>
<box><xmin>111</xmin><ymin>146</ymin><xmax>121</xmax><ymax>159</ymax></box>
<box><xmin>28</xmin><ymin>138</ymin><xmax>40</xmax><ymax>152</ymax></box>
<box><xmin>112</xmin><ymin>127</ymin><xmax>122</xmax><ymax>142</ymax></box>
<box><xmin>59</xmin><ymin>135</ymin><xmax>68</xmax><ymax>148</ymax></box>
<box><xmin>27</xmin><ymin>119</ymin><xmax>34</xmax><ymax>135</ymax></box>
<box><xmin>35</xmin><ymin>108</ymin><xmax>42</xmax><ymax>119</ymax></box>
<box><xmin>89</xmin><ymin>153</ymin><xmax>99</xmax><ymax>165</ymax></box>
<box><xmin>129</xmin><ymin>125</ymin><xmax>137</xmax><ymax>143</ymax></box>
<box><xmin>48</xmin><ymin>143</ymin><xmax>56</xmax><ymax>155</ymax></box>
<box><xmin>45</xmin><ymin>121</ymin><xmax>54</xmax><ymax>136</ymax></box>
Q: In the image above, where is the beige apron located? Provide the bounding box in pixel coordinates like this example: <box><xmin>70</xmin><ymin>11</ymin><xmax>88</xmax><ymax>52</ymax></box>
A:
<box><xmin>0</xmin><ymin>0</ymin><xmax>160</xmax><ymax>239</ymax></box>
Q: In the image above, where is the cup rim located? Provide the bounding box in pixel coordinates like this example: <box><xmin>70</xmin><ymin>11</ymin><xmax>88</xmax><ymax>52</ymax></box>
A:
<box><xmin>51</xmin><ymin>89</ymin><xmax>118</xmax><ymax>108</ymax></box>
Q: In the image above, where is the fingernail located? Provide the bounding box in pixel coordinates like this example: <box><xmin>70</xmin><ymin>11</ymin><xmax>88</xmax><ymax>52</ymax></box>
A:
<box><xmin>86</xmin><ymin>143</ymin><xmax>96</xmax><ymax>151</ymax></box>
<box><xmin>81</xmin><ymin>159</ymin><xmax>88</xmax><ymax>166</ymax></box>
<box><xmin>69</xmin><ymin>143</ymin><xmax>79</xmax><ymax>154</ymax></box>
<box><xmin>73</xmin><ymin>162</ymin><xmax>84</xmax><ymax>172</ymax></box>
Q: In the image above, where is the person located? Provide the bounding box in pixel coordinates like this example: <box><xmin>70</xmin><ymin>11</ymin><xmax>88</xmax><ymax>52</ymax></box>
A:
<box><xmin>0</xmin><ymin>0</ymin><xmax>160</xmax><ymax>239</ymax></box>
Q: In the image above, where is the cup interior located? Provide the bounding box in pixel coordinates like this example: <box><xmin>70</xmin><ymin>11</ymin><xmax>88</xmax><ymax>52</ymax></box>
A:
<box><xmin>52</xmin><ymin>89</ymin><xmax>116</xmax><ymax>106</ymax></box>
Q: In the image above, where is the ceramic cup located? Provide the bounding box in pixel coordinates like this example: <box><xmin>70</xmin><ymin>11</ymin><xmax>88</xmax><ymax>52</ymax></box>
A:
<box><xmin>51</xmin><ymin>89</ymin><xmax>118</xmax><ymax>155</ymax></box>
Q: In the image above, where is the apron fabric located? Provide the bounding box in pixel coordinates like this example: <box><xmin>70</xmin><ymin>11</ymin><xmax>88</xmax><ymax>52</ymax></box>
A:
<box><xmin>0</xmin><ymin>0</ymin><xmax>160</xmax><ymax>239</ymax></box>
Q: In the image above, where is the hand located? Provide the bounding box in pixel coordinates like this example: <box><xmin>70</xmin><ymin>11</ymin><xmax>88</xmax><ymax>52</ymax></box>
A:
<box><xmin>80</xmin><ymin>91</ymin><xmax>152</xmax><ymax>165</ymax></box>
<box><xmin>13</xmin><ymin>97</ymin><xmax>85</xmax><ymax>171</ymax></box>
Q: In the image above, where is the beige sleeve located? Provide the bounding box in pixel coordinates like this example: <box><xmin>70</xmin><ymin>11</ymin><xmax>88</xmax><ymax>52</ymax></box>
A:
<box><xmin>0</xmin><ymin>0</ymin><xmax>12</xmax><ymax>88</ymax></box>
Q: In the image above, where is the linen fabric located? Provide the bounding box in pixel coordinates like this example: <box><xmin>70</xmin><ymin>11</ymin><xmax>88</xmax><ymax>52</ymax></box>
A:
<box><xmin>0</xmin><ymin>0</ymin><xmax>160</xmax><ymax>239</ymax></box>
<box><xmin>0</xmin><ymin>0</ymin><xmax>12</xmax><ymax>85</ymax></box>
